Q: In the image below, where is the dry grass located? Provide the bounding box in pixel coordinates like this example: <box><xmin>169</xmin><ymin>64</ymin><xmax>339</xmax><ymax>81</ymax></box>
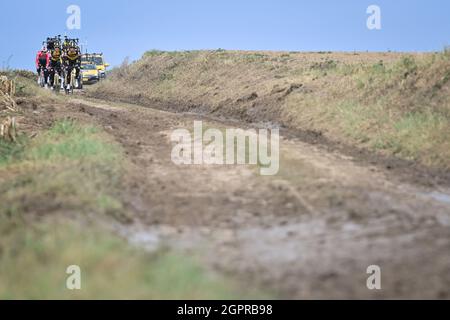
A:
<box><xmin>90</xmin><ymin>49</ymin><xmax>450</xmax><ymax>169</ymax></box>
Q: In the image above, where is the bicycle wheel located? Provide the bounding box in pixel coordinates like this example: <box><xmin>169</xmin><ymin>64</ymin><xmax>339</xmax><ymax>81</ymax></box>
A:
<box><xmin>78</xmin><ymin>75</ymin><xmax>83</xmax><ymax>90</ymax></box>
<box><xmin>54</xmin><ymin>73</ymin><xmax>60</xmax><ymax>93</ymax></box>
<box><xmin>39</xmin><ymin>70</ymin><xmax>45</xmax><ymax>87</ymax></box>
<box><xmin>64</xmin><ymin>69</ymin><xmax>70</xmax><ymax>94</ymax></box>
<box><xmin>70</xmin><ymin>70</ymin><xmax>75</xmax><ymax>94</ymax></box>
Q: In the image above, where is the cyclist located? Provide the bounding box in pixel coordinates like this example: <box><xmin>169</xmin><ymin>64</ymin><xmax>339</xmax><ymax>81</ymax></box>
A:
<box><xmin>46</xmin><ymin>36</ymin><xmax>60</xmax><ymax>51</ymax></box>
<box><xmin>35</xmin><ymin>46</ymin><xmax>49</xmax><ymax>87</ymax></box>
<box><xmin>48</xmin><ymin>44</ymin><xmax>63</xmax><ymax>90</ymax></box>
<box><xmin>62</xmin><ymin>44</ymin><xmax>81</xmax><ymax>89</ymax></box>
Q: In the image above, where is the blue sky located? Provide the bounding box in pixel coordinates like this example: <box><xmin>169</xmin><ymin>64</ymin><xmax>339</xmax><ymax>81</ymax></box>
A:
<box><xmin>1</xmin><ymin>0</ymin><xmax>449</xmax><ymax>70</ymax></box>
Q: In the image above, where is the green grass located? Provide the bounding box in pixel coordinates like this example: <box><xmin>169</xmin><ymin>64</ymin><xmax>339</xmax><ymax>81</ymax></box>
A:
<box><xmin>373</xmin><ymin>111</ymin><xmax>450</xmax><ymax>164</ymax></box>
<box><xmin>0</xmin><ymin>137</ymin><xmax>26</xmax><ymax>166</ymax></box>
<box><xmin>283</xmin><ymin>51</ymin><xmax>450</xmax><ymax>169</ymax></box>
<box><xmin>0</xmin><ymin>119</ymin><xmax>123</xmax><ymax>218</ymax></box>
<box><xmin>311</xmin><ymin>97</ymin><xmax>450</xmax><ymax>166</ymax></box>
<box><xmin>0</xmin><ymin>219</ymin><xmax>241</xmax><ymax>299</ymax></box>
<box><xmin>26</xmin><ymin>120</ymin><xmax>119</xmax><ymax>162</ymax></box>
<box><xmin>0</xmin><ymin>119</ymin><xmax>250</xmax><ymax>299</ymax></box>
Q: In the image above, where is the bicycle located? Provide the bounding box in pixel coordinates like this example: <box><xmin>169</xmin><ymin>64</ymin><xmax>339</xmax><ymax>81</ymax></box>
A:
<box><xmin>63</xmin><ymin>55</ymin><xmax>82</xmax><ymax>93</ymax></box>
<box><xmin>54</xmin><ymin>71</ymin><xmax>62</xmax><ymax>93</ymax></box>
<box><xmin>65</xmin><ymin>67</ymin><xmax>75</xmax><ymax>95</ymax></box>
<box><xmin>63</xmin><ymin>65</ymin><xmax>81</xmax><ymax>94</ymax></box>
<box><xmin>76</xmin><ymin>69</ymin><xmax>83</xmax><ymax>90</ymax></box>
<box><xmin>48</xmin><ymin>65</ymin><xmax>62</xmax><ymax>93</ymax></box>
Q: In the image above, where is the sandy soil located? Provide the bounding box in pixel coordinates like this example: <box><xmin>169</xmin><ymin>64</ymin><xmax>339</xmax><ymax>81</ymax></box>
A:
<box><xmin>25</xmin><ymin>95</ymin><xmax>450</xmax><ymax>299</ymax></box>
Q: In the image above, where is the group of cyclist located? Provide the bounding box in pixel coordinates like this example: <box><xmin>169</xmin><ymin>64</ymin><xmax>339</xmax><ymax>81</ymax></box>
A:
<box><xmin>35</xmin><ymin>35</ymin><xmax>82</xmax><ymax>92</ymax></box>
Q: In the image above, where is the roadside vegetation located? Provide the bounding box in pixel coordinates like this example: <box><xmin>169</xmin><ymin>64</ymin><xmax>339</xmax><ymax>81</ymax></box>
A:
<box><xmin>90</xmin><ymin>49</ymin><xmax>450</xmax><ymax>170</ymax></box>
<box><xmin>0</xmin><ymin>75</ymin><xmax>246</xmax><ymax>299</ymax></box>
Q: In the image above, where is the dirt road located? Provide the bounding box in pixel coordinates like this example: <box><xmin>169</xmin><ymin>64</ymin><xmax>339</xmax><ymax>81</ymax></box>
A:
<box><xmin>63</xmin><ymin>97</ymin><xmax>450</xmax><ymax>299</ymax></box>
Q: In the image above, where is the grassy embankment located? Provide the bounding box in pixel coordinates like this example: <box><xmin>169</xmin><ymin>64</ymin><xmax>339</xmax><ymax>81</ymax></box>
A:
<box><xmin>0</xmin><ymin>73</ymin><xmax>246</xmax><ymax>299</ymax></box>
<box><xmin>90</xmin><ymin>49</ymin><xmax>450</xmax><ymax>170</ymax></box>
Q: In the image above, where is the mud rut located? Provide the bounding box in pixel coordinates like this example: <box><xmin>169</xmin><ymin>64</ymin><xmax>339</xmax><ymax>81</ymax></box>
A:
<box><xmin>66</xmin><ymin>98</ymin><xmax>450</xmax><ymax>299</ymax></box>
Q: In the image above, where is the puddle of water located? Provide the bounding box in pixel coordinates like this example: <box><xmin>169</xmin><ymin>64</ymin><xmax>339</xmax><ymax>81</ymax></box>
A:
<box><xmin>127</xmin><ymin>231</ymin><xmax>161</xmax><ymax>252</ymax></box>
<box><xmin>115</xmin><ymin>223</ymin><xmax>210</xmax><ymax>253</ymax></box>
<box><xmin>427</xmin><ymin>192</ymin><xmax>450</xmax><ymax>205</ymax></box>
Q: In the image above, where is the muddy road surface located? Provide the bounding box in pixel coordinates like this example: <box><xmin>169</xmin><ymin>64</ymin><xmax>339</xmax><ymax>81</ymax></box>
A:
<box><xmin>62</xmin><ymin>97</ymin><xmax>450</xmax><ymax>299</ymax></box>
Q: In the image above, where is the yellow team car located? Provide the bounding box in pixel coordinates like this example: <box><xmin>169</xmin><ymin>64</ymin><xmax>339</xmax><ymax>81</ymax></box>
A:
<box><xmin>81</xmin><ymin>53</ymin><xmax>109</xmax><ymax>79</ymax></box>
<box><xmin>81</xmin><ymin>64</ymin><xmax>100</xmax><ymax>84</ymax></box>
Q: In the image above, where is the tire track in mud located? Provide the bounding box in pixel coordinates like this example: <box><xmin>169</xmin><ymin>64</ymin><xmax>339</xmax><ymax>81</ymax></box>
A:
<box><xmin>67</xmin><ymin>98</ymin><xmax>450</xmax><ymax>299</ymax></box>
